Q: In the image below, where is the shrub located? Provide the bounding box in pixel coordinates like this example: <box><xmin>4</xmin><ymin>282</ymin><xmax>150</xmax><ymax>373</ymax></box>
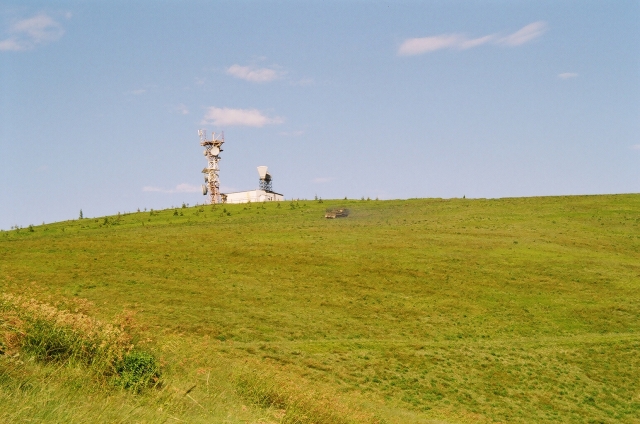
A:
<box><xmin>113</xmin><ymin>350</ymin><xmax>161</xmax><ymax>392</ymax></box>
<box><xmin>0</xmin><ymin>294</ymin><xmax>160</xmax><ymax>392</ymax></box>
<box><xmin>1</xmin><ymin>295</ymin><xmax>130</xmax><ymax>368</ymax></box>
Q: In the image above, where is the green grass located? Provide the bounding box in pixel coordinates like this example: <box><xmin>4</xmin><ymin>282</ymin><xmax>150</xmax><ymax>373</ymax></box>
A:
<box><xmin>1</xmin><ymin>195</ymin><xmax>639</xmax><ymax>422</ymax></box>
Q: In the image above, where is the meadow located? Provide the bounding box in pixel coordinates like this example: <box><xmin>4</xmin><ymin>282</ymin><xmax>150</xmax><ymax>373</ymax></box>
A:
<box><xmin>1</xmin><ymin>194</ymin><xmax>639</xmax><ymax>423</ymax></box>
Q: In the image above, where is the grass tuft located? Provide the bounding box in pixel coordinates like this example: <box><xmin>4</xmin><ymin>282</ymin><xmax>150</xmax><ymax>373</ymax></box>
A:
<box><xmin>235</xmin><ymin>365</ymin><xmax>383</xmax><ymax>424</ymax></box>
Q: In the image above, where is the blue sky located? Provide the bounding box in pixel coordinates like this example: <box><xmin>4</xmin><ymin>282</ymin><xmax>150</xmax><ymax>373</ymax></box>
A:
<box><xmin>1</xmin><ymin>1</ymin><xmax>638</xmax><ymax>229</ymax></box>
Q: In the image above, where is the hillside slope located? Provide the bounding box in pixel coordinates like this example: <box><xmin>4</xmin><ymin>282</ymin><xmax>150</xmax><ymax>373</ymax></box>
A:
<box><xmin>1</xmin><ymin>195</ymin><xmax>639</xmax><ymax>423</ymax></box>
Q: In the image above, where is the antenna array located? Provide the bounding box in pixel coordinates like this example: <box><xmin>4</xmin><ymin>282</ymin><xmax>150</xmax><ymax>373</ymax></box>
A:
<box><xmin>257</xmin><ymin>165</ymin><xmax>273</xmax><ymax>192</ymax></box>
<box><xmin>199</xmin><ymin>129</ymin><xmax>225</xmax><ymax>204</ymax></box>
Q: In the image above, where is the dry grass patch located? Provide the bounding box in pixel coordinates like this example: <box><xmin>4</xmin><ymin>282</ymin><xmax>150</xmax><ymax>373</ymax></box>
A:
<box><xmin>235</xmin><ymin>362</ymin><xmax>383</xmax><ymax>424</ymax></box>
<box><xmin>0</xmin><ymin>293</ymin><xmax>160</xmax><ymax>391</ymax></box>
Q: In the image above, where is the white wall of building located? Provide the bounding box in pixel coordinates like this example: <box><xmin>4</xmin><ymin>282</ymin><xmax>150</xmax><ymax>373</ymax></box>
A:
<box><xmin>224</xmin><ymin>190</ymin><xmax>284</xmax><ymax>204</ymax></box>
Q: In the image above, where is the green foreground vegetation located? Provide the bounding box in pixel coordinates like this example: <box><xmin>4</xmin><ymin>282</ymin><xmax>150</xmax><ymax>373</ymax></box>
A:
<box><xmin>1</xmin><ymin>194</ymin><xmax>639</xmax><ymax>423</ymax></box>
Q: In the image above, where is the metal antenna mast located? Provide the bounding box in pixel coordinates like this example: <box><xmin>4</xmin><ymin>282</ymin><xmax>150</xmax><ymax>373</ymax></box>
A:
<box><xmin>257</xmin><ymin>166</ymin><xmax>273</xmax><ymax>192</ymax></box>
<box><xmin>199</xmin><ymin>129</ymin><xmax>225</xmax><ymax>204</ymax></box>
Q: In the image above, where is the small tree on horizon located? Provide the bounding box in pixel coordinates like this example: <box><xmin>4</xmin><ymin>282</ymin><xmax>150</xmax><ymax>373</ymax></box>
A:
<box><xmin>79</xmin><ymin>209</ymin><xmax>83</xmax><ymax>219</ymax></box>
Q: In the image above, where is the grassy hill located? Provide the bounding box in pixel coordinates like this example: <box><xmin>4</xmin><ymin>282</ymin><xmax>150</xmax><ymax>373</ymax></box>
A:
<box><xmin>1</xmin><ymin>194</ymin><xmax>639</xmax><ymax>423</ymax></box>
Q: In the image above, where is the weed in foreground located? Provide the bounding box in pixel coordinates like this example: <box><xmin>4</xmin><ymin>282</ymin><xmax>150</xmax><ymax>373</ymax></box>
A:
<box><xmin>113</xmin><ymin>350</ymin><xmax>161</xmax><ymax>392</ymax></box>
<box><xmin>0</xmin><ymin>294</ymin><xmax>160</xmax><ymax>392</ymax></box>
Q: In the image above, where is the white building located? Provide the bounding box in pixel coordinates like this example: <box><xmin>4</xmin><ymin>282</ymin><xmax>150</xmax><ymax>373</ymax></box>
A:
<box><xmin>223</xmin><ymin>189</ymin><xmax>284</xmax><ymax>204</ymax></box>
<box><xmin>222</xmin><ymin>166</ymin><xmax>284</xmax><ymax>204</ymax></box>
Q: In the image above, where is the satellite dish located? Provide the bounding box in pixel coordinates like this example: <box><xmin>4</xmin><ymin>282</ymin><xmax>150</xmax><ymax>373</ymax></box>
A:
<box><xmin>203</xmin><ymin>150</ymin><xmax>208</xmax><ymax>156</ymax></box>
<box><xmin>210</xmin><ymin>146</ymin><xmax>220</xmax><ymax>156</ymax></box>
<box><xmin>202</xmin><ymin>184</ymin><xmax>208</xmax><ymax>195</ymax></box>
<box><xmin>257</xmin><ymin>166</ymin><xmax>268</xmax><ymax>179</ymax></box>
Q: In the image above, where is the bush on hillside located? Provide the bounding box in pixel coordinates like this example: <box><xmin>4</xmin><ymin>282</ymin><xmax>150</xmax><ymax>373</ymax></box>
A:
<box><xmin>0</xmin><ymin>293</ymin><xmax>160</xmax><ymax>392</ymax></box>
<box><xmin>113</xmin><ymin>350</ymin><xmax>161</xmax><ymax>392</ymax></box>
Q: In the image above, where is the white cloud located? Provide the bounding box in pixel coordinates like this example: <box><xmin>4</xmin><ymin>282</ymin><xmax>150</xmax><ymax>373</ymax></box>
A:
<box><xmin>558</xmin><ymin>72</ymin><xmax>578</xmax><ymax>79</ymax></box>
<box><xmin>226</xmin><ymin>64</ymin><xmax>284</xmax><ymax>83</ymax></box>
<box><xmin>202</xmin><ymin>107</ymin><xmax>283</xmax><ymax>127</ymax></box>
<box><xmin>398</xmin><ymin>34</ymin><xmax>495</xmax><ymax>55</ymax></box>
<box><xmin>130</xmin><ymin>89</ymin><xmax>146</xmax><ymax>95</ymax></box>
<box><xmin>0</xmin><ymin>39</ymin><xmax>23</xmax><ymax>51</ymax></box>
<box><xmin>458</xmin><ymin>34</ymin><xmax>496</xmax><ymax>49</ymax></box>
<box><xmin>0</xmin><ymin>13</ymin><xmax>65</xmax><ymax>52</ymax></box>
<box><xmin>497</xmin><ymin>21</ymin><xmax>547</xmax><ymax>46</ymax></box>
<box><xmin>279</xmin><ymin>130</ymin><xmax>304</xmax><ymax>137</ymax></box>
<box><xmin>631</xmin><ymin>144</ymin><xmax>640</xmax><ymax>150</ymax></box>
<box><xmin>143</xmin><ymin>184</ymin><xmax>200</xmax><ymax>194</ymax></box>
<box><xmin>398</xmin><ymin>21</ymin><xmax>547</xmax><ymax>56</ymax></box>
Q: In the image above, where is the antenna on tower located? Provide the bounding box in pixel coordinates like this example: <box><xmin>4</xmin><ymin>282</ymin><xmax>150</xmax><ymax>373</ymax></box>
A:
<box><xmin>199</xmin><ymin>129</ymin><xmax>225</xmax><ymax>204</ymax></box>
<box><xmin>257</xmin><ymin>166</ymin><xmax>273</xmax><ymax>192</ymax></box>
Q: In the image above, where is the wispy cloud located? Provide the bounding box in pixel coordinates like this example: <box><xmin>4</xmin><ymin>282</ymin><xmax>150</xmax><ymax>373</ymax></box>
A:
<box><xmin>398</xmin><ymin>34</ymin><xmax>495</xmax><ymax>55</ymax></box>
<box><xmin>226</xmin><ymin>64</ymin><xmax>284</xmax><ymax>83</ymax></box>
<box><xmin>496</xmin><ymin>22</ymin><xmax>547</xmax><ymax>46</ymax></box>
<box><xmin>631</xmin><ymin>144</ymin><xmax>640</xmax><ymax>150</ymax></box>
<box><xmin>0</xmin><ymin>39</ymin><xmax>22</xmax><ymax>51</ymax></box>
<box><xmin>174</xmin><ymin>103</ymin><xmax>189</xmax><ymax>115</ymax></box>
<box><xmin>398</xmin><ymin>21</ymin><xmax>547</xmax><ymax>56</ymax></box>
<box><xmin>130</xmin><ymin>89</ymin><xmax>146</xmax><ymax>95</ymax></box>
<box><xmin>143</xmin><ymin>184</ymin><xmax>200</xmax><ymax>194</ymax></box>
<box><xmin>558</xmin><ymin>72</ymin><xmax>578</xmax><ymax>79</ymax></box>
<box><xmin>202</xmin><ymin>107</ymin><xmax>283</xmax><ymax>127</ymax></box>
<box><xmin>0</xmin><ymin>13</ymin><xmax>65</xmax><ymax>52</ymax></box>
<box><xmin>279</xmin><ymin>130</ymin><xmax>304</xmax><ymax>137</ymax></box>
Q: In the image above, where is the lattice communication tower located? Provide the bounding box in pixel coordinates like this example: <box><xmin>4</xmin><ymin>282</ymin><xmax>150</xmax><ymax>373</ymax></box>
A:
<box><xmin>199</xmin><ymin>129</ymin><xmax>225</xmax><ymax>204</ymax></box>
<box><xmin>257</xmin><ymin>166</ymin><xmax>273</xmax><ymax>192</ymax></box>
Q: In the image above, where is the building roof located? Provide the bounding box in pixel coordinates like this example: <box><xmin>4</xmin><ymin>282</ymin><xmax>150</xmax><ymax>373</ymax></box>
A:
<box><xmin>223</xmin><ymin>189</ymin><xmax>283</xmax><ymax>196</ymax></box>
